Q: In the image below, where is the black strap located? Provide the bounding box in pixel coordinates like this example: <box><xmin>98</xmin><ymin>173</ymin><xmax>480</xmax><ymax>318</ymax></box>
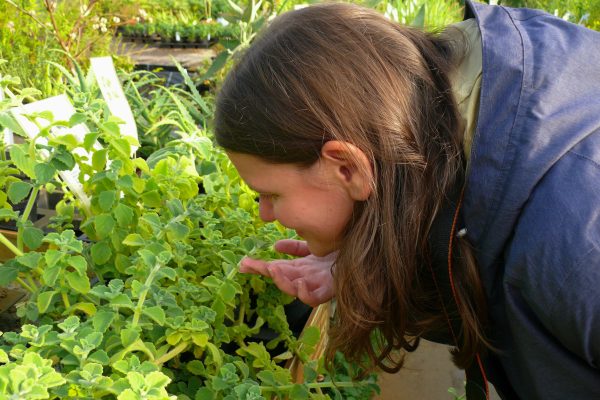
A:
<box><xmin>428</xmin><ymin>185</ymin><xmax>489</xmax><ymax>400</ymax></box>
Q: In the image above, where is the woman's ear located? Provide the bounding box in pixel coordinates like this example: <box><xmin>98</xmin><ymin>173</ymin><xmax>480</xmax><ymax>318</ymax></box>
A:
<box><xmin>320</xmin><ymin>140</ymin><xmax>373</xmax><ymax>201</ymax></box>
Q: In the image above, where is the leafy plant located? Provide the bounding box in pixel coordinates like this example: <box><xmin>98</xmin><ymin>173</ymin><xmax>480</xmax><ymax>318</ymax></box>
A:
<box><xmin>0</xmin><ymin>59</ymin><xmax>378</xmax><ymax>399</ymax></box>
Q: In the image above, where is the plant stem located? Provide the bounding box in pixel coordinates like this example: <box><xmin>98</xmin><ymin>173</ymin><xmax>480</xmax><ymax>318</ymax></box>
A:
<box><xmin>62</xmin><ymin>291</ymin><xmax>71</xmax><ymax>309</ymax></box>
<box><xmin>26</xmin><ymin>274</ymin><xmax>38</xmax><ymax>292</ymax></box>
<box><xmin>0</xmin><ymin>231</ymin><xmax>23</xmax><ymax>257</ymax></box>
<box><xmin>131</xmin><ymin>262</ymin><xmax>161</xmax><ymax>328</ymax></box>
<box><xmin>4</xmin><ymin>0</ymin><xmax>52</xmax><ymax>32</ymax></box>
<box><xmin>260</xmin><ymin>381</ymin><xmax>359</xmax><ymax>392</ymax></box>
<box><xmin>153</xmin><ymin>341</ymin><xmax>189</xmax><ymax>365</ymax></box>
<box><xmin>16</xmin><ymin>277</ymin><xmax>35</xmax><ymax>293</ymax></box>
<box><xmin>17</xmin><ymin>186</ymin><xmax>40</xmax><ymax>251</ymax></box>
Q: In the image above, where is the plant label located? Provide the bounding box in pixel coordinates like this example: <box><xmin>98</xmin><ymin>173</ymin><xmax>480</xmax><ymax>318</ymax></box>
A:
<box><xmin>90</xmin><ymin>56</ymin><xmax>138</xmax><ymax>154</ymax></box>
<box><xmin>10</xmin><ymin>94</ymin><xmax>93</xmax><ymax>210</ymax></box>
<box><xmin>0</xmin><ymin>76</ymin><xmax>14</xmax><ymax>146</ymax></box>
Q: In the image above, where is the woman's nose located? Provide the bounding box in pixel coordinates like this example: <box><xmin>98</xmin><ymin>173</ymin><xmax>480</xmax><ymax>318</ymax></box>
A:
<box><xmin>258</xmin><ymin>195</ymin><xmax>275</xmax><ymax>222</ymax></box>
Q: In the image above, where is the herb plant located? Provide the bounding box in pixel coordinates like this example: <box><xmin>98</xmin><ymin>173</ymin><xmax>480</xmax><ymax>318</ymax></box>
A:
<box><xmin>0</xmin><ymin>61</ymin><xmax>378</xmax><ymax>399</ymax></box>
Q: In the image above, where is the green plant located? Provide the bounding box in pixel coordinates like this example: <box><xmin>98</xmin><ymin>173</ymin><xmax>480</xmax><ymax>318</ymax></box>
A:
<box><xmin>0</xmin><ymin>0</ymin><xmax>132</xmax><ymax>97</ymax></box>
<box><xmin>0</xmin><ymin>58</ymin><xmax>379</xmax><ymax>399</ymax></box>
<box><xmin>501</xmin><ymin>0</ymin><xmax>600</xmax><ymax>30</ymax></box>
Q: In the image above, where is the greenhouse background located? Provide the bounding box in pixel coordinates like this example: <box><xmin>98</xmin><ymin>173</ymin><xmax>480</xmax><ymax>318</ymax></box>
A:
<box><xmin>1</xmin><ymin>0</ymin><xmax>599</xmax><ymax>399</ymax></box>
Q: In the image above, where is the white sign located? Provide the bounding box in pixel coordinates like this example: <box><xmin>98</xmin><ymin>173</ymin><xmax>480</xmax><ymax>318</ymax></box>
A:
<box><xmin>10</xmin><ymin>95</ymin><xmax>92</xmax><ymax>212</ymax></box>
<box><xmin>0</xmin><ymin>76</ymin><xmax>14</xmax><ymax>146</ymax></box>
<box><xmin>90</xmin><ymin>56</ymin><xmax>138</xmax><ymax>154</ymax></box>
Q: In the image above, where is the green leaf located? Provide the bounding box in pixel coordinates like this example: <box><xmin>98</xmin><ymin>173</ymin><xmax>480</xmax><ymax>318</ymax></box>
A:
<box><xmin>7</xmin><ymin>181</ymin><xmax>32</xmax><ymax>204</ymax></box>
<box><xmin>16</xmin><ymin>252</ymin><xmax>42</xmax><ymax>269</ymax></box>
<box><xmin>69</xmin><ymin>302</ymin><xmax>97</xmax><ymax>316</ymax></box>
<box><xmin>113</xmin><ymin>203</ymin><xmax>134</xmax><ymax>226</ymax></box>
<box><xmin>218</xmin><ymin>250</ymin><xmax>239</xmax><ymax>265</ymax></box>
<box><xmin>191</xmin><ymin>333</ymin><xmax>209</xmax><ymax>347</ymax></box>
<box><xmin>94</xmin><ymin>214</ymin><xmax>115</xmax><ymax>239</ymax></box>
<box><xmin>0</xmin><ymin>265</ymin><xmax>18</xmax><ymax>285</ymax></box>
<box><xmin>44</xmin><ymin>249</ymin><xmax>63</xmax><ymax>268</ymax></box>
<box><xmin>411</xmin><ymin>4</ymin><xmax>426</xmax><ymax>28</ymax></box>
<box><xmin>156</xmin><ymin>266</ymin><xmax>176</xmax><ymax>281</ymax></box>
<box><xmin>98</xmin><ymin>190</ymin><xmax>116</xmax><ymax>212</ymax></box>
<box><xmin>300</xmin><ymin>326</ymin><xmax>320</xmax><ymax>347</ymax></box>
<box><xmin>93</xmin><ymin>311</ymin><xmax>115</xmax><ymax>332</ymax></box>
<box><xmin>88</xmin><ymin>350</ymin><xmax>110</xmax><ymax>365</ymax></box>
<box><xmin>113</xmin><ymin>138</ymin><xmax>131</xmax><ymax>159</ymax></box>
<box><xmin>202</xmin><ymin>51</ymin><xmax>229</xmax><ymax>80</ymax></box>
<box><xmin>66</xmin><ymin>271</ymin><xmax>91</xmax><ymax>294</ymax></box>
<box><xmin>37</xmin><ymin>290</ymin><xmax>57</xmax><ymax>313</ymax></box>
<box><xmin>22</xmin><ymin>226</ymin><xmax>44</xmax><ymax>250</ymax></box>
<box><xmin>42</xmin><ymin>264</ymin><xmax>61</xmax><ymax>286</ymax></box>
<box><xmin>256</xmin><ymin>370</ymin><xmax>276</xmax><ymax>386</ymax></box>
<box><xmin>0</xmin><ymin>208</ymin><xmax>18</xmax><ymax>220</ymax></box>
<box><xmin>34</xmin><ymin>163</ymin><xmax>57</xmax><ymax>184</ymax></box>
<box><xmin>142</xmin><ymin>306</ymin><xmax>165</xmax><ymax>325</ymax></box>
<box><xmin>9</xmin><ymin>145</ymin><xmax>35</xmax><ymax>178</ymax></box>
<box><xmin>187</xmin><ymin>360</ymin><xmax>206</xmax><ymax>376</ymax></box>
<box><xmin>92</xmin><ymin>148</ymin><xmax>108</xmax><ymax>171</ymax></box>
<box><xmin>166</xmin><ymin>222</ymin><xmax>189</xmax><ymax>241</ymax></box>
<box><xmin>117</xmin><ymin>389</ymin><xmax>138</xmax><ymax>400</ymax></box>
<box><xmin>84</xmin><ymin>132</ymin><xmax>100</xmax><ymax>151</ymax></box>
<box><xmin>218</xmin><ymin>282</ymin><xmax>237</xmax><ymax>303</ymax></box>
<box><xmin>121</xmin><ymin>328</ymin><xmax>140</xmax><ymax>347</ymax></box>
<box><xmin>67</xmin><ymin>255</ymin><xmax>87</xmax><ymax>275</ymax></box>
<box><xmin>110</xmin><ymin>293</ymin><xmax>134</xmax><ymax>308</ymax></box>
<box><xmin>122</xmin><ymin>233</ymin><xmax>145</xmax><ymax>247</ymax></box>
<box><xmin>50</xmin><ymin>147</ymin><xmax>75</xmax><ymax>170</ymax></box>
<box><xmin>69</xmin><ymin>112</ymin><xmax>87</xmax><ymax>126</ymax></box>
<box><xmin>51</xmin><ymin>134</ymin><xmax>78</xmax><ymax>148</ymax></box>
<box><xmin>289</xmin><ymin>384</ymin><xmax>310</xmax><ymax>399</ymax></box>
<box><xmin>303</xmin><ymin>364</ymin><xmax>318</xmax><ymax>383</ymax></box>
<box><xmin>141</xmin><ymin>190</ymin><xmax>162</xmax><ymax>208</ymax></box>
<box><xmin>91</xmin><ymin>241</ymin><xmax>112</xmax><ymax>264</ymax></box>
<box><xmin>144</xmin><ymin>371</ymin><xmax>170</xmax><ymax>389</ymax></box>
<box><xmin>195</xmin><ymin>387</ymin><xmax>216</xmax><ymax>400</ymax></box>
<box><xmin>0</xmin><ymin>349</ymin><xmax>9</xmax><ymax>363</ymax></box>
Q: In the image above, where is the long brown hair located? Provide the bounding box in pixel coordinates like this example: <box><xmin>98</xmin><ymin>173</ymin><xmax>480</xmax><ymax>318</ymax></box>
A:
<box><xmin>214</xmin><ymin>2</ymin><xmax>489</xmax><ymax>371</ymax></box>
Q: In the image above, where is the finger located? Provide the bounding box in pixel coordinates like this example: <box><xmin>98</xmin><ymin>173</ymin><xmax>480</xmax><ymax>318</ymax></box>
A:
<box><xmin>298</xmin><ymin>278</ymin><xmax>335</xmax><ymax>307</ymax></box>
<box><xmin>239</xmin><ymin>257</ymin><xmax>271</xmax><ymax>277</ymax></box>
<box><xmin>268</xmin><ymin>265</ymin><xmax>298</xmax><ymax>298</ymax></box>
<box><xmin>296</xmin><ymin>279</ymin><xmax>321</xmax><ymax>307</ymax></box>
<box><xmin>274</xmin><ymin>239</ymin><xmax>311</xmax><ymax>257</ymax></box>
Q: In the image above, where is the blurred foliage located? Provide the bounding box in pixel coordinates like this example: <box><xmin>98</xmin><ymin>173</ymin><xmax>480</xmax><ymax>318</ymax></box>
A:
<box><xmin>0</xmin><ymin>0</ymin><xmax>133</xmax><ymax>98</ymax></box>
<box><xmin>498</xmin><ymin>0</ymin><xmax>600</xmax><ymax>30</ymax></box>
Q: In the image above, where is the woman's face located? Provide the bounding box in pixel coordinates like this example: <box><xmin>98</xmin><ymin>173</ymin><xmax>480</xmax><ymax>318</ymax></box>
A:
<box><xmin>227</xmin><ymin>151</ymin><xmax>356</xmax><ymax>256</ymax></box>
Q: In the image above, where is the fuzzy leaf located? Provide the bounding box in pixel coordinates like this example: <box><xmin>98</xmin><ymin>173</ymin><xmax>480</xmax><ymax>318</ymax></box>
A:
<box><xmin>142</xmin><ymin>306</ymin><xmax>165</xmax><ymax>325</ymax></box>
<box><xmin>9</xmin><ymin>145</ymin><xmax>35</xmax><ymax>178</ymax></box>
<box><xmin>0</xmin><ymin>265</ymin><xmax>18</xmax><ymax>285</ymax></box>
<box><xmin>93</xmin><ymin>311</ymin><xmax>115</xmax><ymax>333</ymax></box>
<box><xmin>92</xmin><ymin>148</ymin><xmax>108</xmax><ymax>171</ymax></box>
<box><xmin>34</xmin><ymin>163</ymin><xmax>56</xmax><ymax>185</ymax></box>
<box><xmin>66</xmin><ymin>271</ymin><xmax>90</xmax><ymax>294</ymax></box>
<box><xmin>91</xmin><ymin>241</ymin><xmax>112</xmax><ymax>264</ymax></box>
<box><xmin>7</xmin><ymin>181</ymin><xmax>32</xmax><ymax>204</ymax></box>
<box><xmin>113</xmin><ymin>203</ymin><xmax>134</xmax><ymax>227</ymax></box>
<box><xmin>122</xmin><ymin>233</ymin><xmax>145</xmax><ymax>247</ymax></box>
<box><xmin>22</xmin><ymin>226</ymin><xmax>44</xmax><ymax>250</ymax></box>
<box><xmin>98</xmin><ymin>191</ymin><xmax>116</xmax><ymax>212</ymax></box>
<box><xmin>121</xmin><ymin>328</ymin><xmax>140</xmax><ymax>348</ymax></box>
<box><xmin>37</xmin><ymin>291</ymin><xmax>57</xmax><ymax>313</ymax></box>
<box><xmin>94</xmin><ymin>214</ymin><xmax>115</xmax><ymax>239</ymax></box>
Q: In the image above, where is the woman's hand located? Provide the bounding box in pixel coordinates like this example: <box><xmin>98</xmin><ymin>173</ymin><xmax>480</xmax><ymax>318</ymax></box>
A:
<box><xmin>239</xmin><ymin>239</ymin><xmax>335</xmax><ymax>307</ymax></box>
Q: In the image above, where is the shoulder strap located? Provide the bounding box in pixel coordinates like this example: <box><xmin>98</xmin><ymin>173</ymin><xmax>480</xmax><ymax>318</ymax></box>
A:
<box><xmin>428</xmin><ymin>184</ymin><xmax>490</xmax><ymax>400</ymax></box>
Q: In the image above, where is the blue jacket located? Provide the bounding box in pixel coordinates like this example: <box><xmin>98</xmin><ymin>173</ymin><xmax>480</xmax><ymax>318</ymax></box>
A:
<box><xmin>463</xmin><ymin>1</ymin><xmax>600</xmax><ymax>398</ymax></box>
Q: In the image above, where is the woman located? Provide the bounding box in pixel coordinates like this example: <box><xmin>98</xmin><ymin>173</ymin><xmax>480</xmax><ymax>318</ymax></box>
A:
<box><xmin>214</xmin><ymin>1</ymin><xmax>600</xmax><ymax>398</ymax></box>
